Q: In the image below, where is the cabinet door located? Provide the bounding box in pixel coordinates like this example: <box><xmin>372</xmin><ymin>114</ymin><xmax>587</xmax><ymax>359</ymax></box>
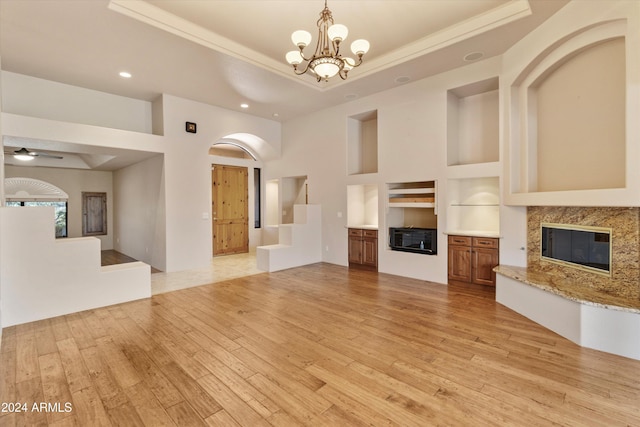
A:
<box><xmin>448</xmin><ymin>245</ymin><xmax>472</xmax><ymax>282</ymax></box>
<box><xmin>472</xmin><ymin>247</ymin><xmax>499</xmax><ymax>286</ymax></box>
<box><xmin>362</xmin><ymin>238</ymin><xmax>378</xmax><ymax>267</ymax></box>
<box><xmin>348</xmin><ymin>236</ymin><xmax>363</xmax><ymax>264</ymax></box>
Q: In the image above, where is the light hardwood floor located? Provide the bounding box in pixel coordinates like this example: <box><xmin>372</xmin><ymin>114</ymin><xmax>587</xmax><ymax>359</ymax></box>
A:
<box><xmin>1</xmin><ymin>263</ymin><xmax>639</xmax><ymax>426</ymax></box>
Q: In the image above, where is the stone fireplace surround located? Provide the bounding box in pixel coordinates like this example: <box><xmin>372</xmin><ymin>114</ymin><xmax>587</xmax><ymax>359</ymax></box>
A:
<box><xmin>495</xmin><ymin>206</ymin><xmax>640</xmax><ymax>360</ymax></box>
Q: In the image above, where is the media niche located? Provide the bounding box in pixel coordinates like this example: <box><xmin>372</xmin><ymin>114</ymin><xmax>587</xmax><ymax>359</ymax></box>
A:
<box><xmin>540</xmin><ymin>223</ymin><xmax>611</xmax><ymax>275</ymax></box>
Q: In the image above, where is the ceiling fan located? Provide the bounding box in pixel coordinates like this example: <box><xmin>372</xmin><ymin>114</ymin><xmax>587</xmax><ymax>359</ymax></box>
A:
<box><xmin>4</xmin><ymin>147</ymin><xmax>64</xmax><ymax>161</ymax></box>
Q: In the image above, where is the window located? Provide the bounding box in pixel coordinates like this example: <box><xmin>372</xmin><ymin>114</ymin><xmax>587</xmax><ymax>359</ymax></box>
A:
<box><xmin>254</xmin><ymin>168</ymin><xmax>261</xmax><ymax>228</ymax></box>
<box><xmin>6</xmin><ymin>201</ymin><xmax>68</xmax><ymax>238</ymax></box>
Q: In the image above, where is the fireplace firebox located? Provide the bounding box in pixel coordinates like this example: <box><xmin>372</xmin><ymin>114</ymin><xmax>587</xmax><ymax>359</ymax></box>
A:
<box><xmin>541</xmin><ymin>223</ymin><xmax>611</xmax><ymax>275</ymax></box>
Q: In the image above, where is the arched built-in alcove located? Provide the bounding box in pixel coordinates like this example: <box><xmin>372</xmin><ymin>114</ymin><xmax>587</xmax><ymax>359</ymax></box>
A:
<box><xmin>510</xmin><ymin>20</ymin><xmax>626</xmax><ymax>194</ymax></box>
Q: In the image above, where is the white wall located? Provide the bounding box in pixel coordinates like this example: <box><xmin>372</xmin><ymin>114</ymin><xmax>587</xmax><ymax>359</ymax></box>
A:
<box><xmin>1</xmin><ymin>72</ymin><xmax>153</xmax><ymax>133</ymax></box>
<box><xmin>0</xmin><ymin>206</ymin><xmax>150</xmax><ymax>326</ymax></box>
<box><xmin>269</xmin><ymin>57</ymin><xmax>502</xmax><ymax>284</ymax></box>
<box><xmin>5</xmin><ymin>165</ymin><xmax>115</xmax><ymax>249</ymax></box>
<box><xmin>157</xmin><ymin>94</ymin><xmax>280</xmax><ymax>272</ymax></box>
<box><xmin>113</xmin><ymin>155</ymin><xmax>165</xmax><ymax>270</ymax></box>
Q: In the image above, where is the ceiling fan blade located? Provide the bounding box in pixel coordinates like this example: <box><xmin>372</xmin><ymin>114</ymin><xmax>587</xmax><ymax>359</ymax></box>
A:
<box><xmin>5</xmin><ymin>147</ymin><xmax>63</xmax><ymax>160</ymax></box>
<box><xmin>32</xmin><ymin>151</ymin><xmax>64</xmax><ymax>159</ymax></box>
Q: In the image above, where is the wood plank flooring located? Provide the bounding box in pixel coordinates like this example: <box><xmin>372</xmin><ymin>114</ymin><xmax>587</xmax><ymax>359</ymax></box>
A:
<box><xmin>1</xmin><ymin>263</ymin><xmax>639</xmax><ymax>426</ymax></box>
<box><xmin>101</xmin><ymin>250</ymin><xmax>162</xmax><ymax>274</ymax></box>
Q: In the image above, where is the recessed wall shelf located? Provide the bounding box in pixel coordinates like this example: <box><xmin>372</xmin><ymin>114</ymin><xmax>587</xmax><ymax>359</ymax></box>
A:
<box><xmin>348</xmin><ymin>110</ymin><xmax>378</xmax><ymax>175</ymax></box>
<box><xmin>447</xmin><ymin>77</ymin><xmax>499</xmax><ymax>166</ymax></box>
<box><xmin>388</xmin><ymin>181</ymin><xmax>436</xmax><ymax>209</ymax></box>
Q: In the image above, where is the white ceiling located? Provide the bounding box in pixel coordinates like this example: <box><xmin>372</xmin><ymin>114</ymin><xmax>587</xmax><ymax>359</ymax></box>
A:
<box><xmin>0</xmin><ymin>0</ymin><xmax>569</xmax><ymax>170</ymax></box>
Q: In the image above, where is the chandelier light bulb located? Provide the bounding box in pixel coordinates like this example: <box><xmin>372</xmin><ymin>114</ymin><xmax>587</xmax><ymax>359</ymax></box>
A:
<box><xmin>351</xmin><ymin>39</ymin><xmax>370</xmax><ymax>56</ymax></box>
<box><xmin>291</xmin><ymin>30</ymin><xmax>312</xmax><ymax>48</ymax></box>
<box><xmin>328</xmin><ymin>24</ymin><xmax>348</xmax><ymax>42</ymax></box>
<box><xmin>314</xmin><ymin>62</ymin><xmax>340</xmax><ymax>80</ymax></box>
<box><xmin>286</xmin><ymin>50</ymin><xmax>303</xmax><ymax>65</ymax></box>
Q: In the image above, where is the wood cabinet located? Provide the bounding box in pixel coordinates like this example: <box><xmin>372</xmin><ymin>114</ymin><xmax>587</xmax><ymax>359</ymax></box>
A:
<box><xmin>448</xmin><ymin>235</ymin><xmax>499</xmax><ymax>286</ymax></box>
<box><xmin>348</xmin><ymin>228</ymin><xmax>378</xmax><ymax>270</ymax></box>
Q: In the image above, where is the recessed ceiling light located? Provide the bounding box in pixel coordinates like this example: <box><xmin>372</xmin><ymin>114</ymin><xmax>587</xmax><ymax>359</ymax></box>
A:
<box><xmin>463</xmin><ymin>52</ymin><xmax>484</xmax><ymax>62</ymax></box>
<box><xmin>344</xmin><ymin>93</ymin><xmax>358</xmax><ymax>100</ymax></box>
<box><xmin>119</xmin><ymin>71</ymin><xmax>132</xmax><ymax>78</ymax></box>
<box><xmin>395</xmin><ymin>76</ymin><xmax>411</xmax><ymax>84</ymax></box>
<box><xmin>272</xmin><ymin>113</ymin><xmax>279</xmax><ymax>118</ymax></box>
<box><xmin>240</xmin><ymin>103</ymin><xmax>249</xmax><ymax>109</ymax></box>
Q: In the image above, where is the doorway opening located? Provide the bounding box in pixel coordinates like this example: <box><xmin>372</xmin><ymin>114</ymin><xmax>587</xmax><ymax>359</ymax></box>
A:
<box><xmin>212</xmin><ymin>164</ymin><xmax>249</xmax><ymax>256</ymax></box>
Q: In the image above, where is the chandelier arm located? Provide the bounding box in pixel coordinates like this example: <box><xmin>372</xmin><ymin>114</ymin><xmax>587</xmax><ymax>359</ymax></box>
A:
<box><xmin>298</xmin><ymin>49</ymin><xmax>315</xmax><ymax>62</ymax></box>
<box><xmin>292</xmin><ymin>61</ymin><xmax>312</xmax><ymax>76</ymax></box>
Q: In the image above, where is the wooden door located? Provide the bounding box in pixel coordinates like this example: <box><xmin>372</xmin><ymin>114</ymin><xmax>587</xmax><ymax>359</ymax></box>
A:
<box><xmin>212</xmin><ymin>165</ymin><xmax>248</xmax><ymax>256</ymax></box>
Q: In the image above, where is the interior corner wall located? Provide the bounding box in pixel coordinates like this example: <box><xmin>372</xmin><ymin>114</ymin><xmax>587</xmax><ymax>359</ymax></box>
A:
<box><xmin>113</xmin><ymin>155</ymin><xmax>166</xmax><ymax>271</ymax></box>
<box><xmin>4</xmin><ymin>165</ymin><xmax>115</xmax><ymax>249</ymax></box>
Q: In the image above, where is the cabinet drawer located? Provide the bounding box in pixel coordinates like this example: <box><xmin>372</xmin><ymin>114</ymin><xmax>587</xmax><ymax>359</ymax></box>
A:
<box><xmin>363</xmin><ymin>230</ymin><xmax>378</xmax><ymax>238</ymax></box>
<box><xmin>472</xmin><ymin>237</ymin><xmax>499</xmax><ymax>249</ymax></box>
<box><xmin>348</xmin><ymin>228</ymin><xmax>363</xmax><ymax>237</ymax></box>
<box><xmin>448</xmin><ymin>235</ymin><xmax>472</xmax><ymax>246</ymax></box>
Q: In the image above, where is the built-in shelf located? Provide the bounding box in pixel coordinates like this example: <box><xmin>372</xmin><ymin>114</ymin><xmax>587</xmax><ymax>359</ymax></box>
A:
<box><xmin>446</xmin><ymin>177</ymin><xmax>499</xmax><ymax>236</ymax></box>
<box><xmin>447</xmin><ymin>77</ymin><xmax>499</xmax><ymax>167</ymax></box>
<box><xmin>348</xmin><ymin>110</ymin><xmax>378</xmax><ymax>175</ymax></box>
<box><xmin>388</xmin><ymin>182</ymin><xmax>436</xmax><ymax>209</ymax></box>
<box><xmin>347</xmin><ymin>184</ymin><xmax>379</xmax><ymax>230</ymax></box>
<box><xmin>387</xmin><ymin>181</ymin><xmax>438</xmax><ymax>230</ymax></box>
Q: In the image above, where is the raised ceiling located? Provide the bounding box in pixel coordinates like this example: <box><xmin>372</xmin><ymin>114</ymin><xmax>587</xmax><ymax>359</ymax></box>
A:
<box><xmin>0</xmin><ymin>0</ymin><xmax>568</xmax><ymax>169</ymax></box>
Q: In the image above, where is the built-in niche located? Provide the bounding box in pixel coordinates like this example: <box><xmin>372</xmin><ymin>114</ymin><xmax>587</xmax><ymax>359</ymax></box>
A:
<box><xmin>265</xmin><ymin>179</ymin><xmax>279</xmax><ymax>227</ymax></box>
<box><xmin>447</xmin><ymin>77</ymin><xmax>499</xmax><ymax>166</ymax></box>
<box><xmin>281</xmin><ymin>176</ymin><xmax>308</xmax><ymax>224</ymax></box>
<box><xmin>347</xmin><ymin>110</ymin><xmax>378</xmax><ymax>175</ymax></box>
<box><xmin>386</xmin><ymin>181</ymin><xmax>438</xmax><ymax>230</ymax></box>
<box><xmin>347</xmin><ymin>184</ymin><xmax>378</xmax><ymax>228</ymax></box>
<box><xmin>510</xmin><ymin>21</ymin><xmax>626</xmax><ymax>194</ymax></box>
<box><xmin>446</xmin><ymin>177</ymin><xmax>499</xmax><ymax>235</ymax></box>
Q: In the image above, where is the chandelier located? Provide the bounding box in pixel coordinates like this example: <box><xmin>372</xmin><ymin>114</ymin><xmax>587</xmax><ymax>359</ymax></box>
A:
<box><xmin>285</xmin><ymin>0</ymin><xmax>370</xmax><ymax>82</ymax></box>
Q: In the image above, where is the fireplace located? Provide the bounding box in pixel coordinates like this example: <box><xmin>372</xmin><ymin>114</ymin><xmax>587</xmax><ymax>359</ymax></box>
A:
<box><xmin>540</xmin><ymin>223</ymin><xmax>611</xmax><ymax>275</ymax></box>
<box><xmin>527</xmin><ymin>206</ymin><xmax>640</xmax><ymax>296</ymax></box>
<box><xmin>495</xmin><ymin>206</ymin><xmax>640</xmax><ymax>361</ymax></box>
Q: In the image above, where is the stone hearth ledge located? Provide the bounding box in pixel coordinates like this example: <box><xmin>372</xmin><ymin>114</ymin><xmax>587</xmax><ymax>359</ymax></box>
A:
<box><xmin>494</xmin><ymin>265</ymin><xmax>640</xmax><ymax>314</ymax></box>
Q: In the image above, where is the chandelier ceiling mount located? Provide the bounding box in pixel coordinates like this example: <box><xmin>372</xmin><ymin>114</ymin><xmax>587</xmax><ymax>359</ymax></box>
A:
<box><xmin>285</xmin><ymin>0</ymin><xmax>370</xmax><ymax>82</ymax></box>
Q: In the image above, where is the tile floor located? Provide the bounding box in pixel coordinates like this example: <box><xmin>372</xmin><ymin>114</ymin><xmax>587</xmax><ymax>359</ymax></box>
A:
<box><xmin>150</xmin><ymin>251</ymin><xmax>264</xmax><ymax>295</ymax></box>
